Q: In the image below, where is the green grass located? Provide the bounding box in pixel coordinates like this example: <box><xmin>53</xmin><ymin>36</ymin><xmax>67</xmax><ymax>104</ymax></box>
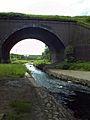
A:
<box><xmin>55</xmin><ymin>61</ymin><xmax>90</xmax><ymax>71</ymax></box>
<box><xmin>11</xmin><ymin>59</ymin><xmax>51</xmax><ymax>65</ymax></box>
<box><xmin>7</xmin><ymin>112</ymin><xmax>23</xmax><ymax>120</ymax></box>
<box><xmin>7</xmin><ymin>100</ymin><xmax>32</xmax><ymax>120</ymax></box>
<box><xmin>10</xmin><ymin>100</ymin><xmax>32</xmax><ymax>113</ymax></box>
<box><xmin>69</xmin><ymin>62</ymin><xmax>90</xmax><ymax>71</ymax></box>
<box><xmin>11</xmin><ymin>59</ymin><xmax>51</xmax><ymax>71</ymax></box>
<box><xmin>32</xmin><ymin>60</ymin><xmax>51</xmax><ymax>70</ymax></box>
<box><xmin>33</xmin><ymin>60</ymin><xmax>51</xmax><ymax>66</ymax></box>
<box><xmin>0</xmin><ymin>64</ymin><xmax>26</xmax><ymax>78</ymax></box>
<box><xmin>12</xmin><ymin>60</ymin><xmax>31</xmax><ymax>64</ymax></box>
<box><xmin>0</xmin><ymin>12</ymin><xmax>90</xmax><ymax>27</ymax></box>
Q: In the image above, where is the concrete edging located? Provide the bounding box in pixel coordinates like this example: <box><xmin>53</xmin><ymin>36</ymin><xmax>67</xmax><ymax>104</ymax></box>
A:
<box><xmin>45</xmin><ymin>69</ymin><xmax>90</xmax><ymax>87</ymax></box>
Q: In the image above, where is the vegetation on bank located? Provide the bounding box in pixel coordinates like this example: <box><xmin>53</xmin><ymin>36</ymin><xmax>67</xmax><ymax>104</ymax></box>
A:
<box><xmin>0</xmin><ymin>12</ymin><xmax>90</xmax><ymax>26</ymax></box>
<box><xmin>12</xmin><ymin>60</ymin><xmax>31</xmax><ymax>64</ymax></box>
<box><xmin>11</xmin><ymin>59</ymin><xmax>50</xmax><ymax>64</ymax></box>
<box><xmin>6</xmin><ymin>100</ymin><xmax>32</xmax><ymax>120</ymax></box>
<box><xmin>10</xmin><ymin>47</ymin><xmax>90</xmax><ymax>71</ymax></box>
<box><xmin>0</xmin><ymin>64</ymin><xmax>26</xmax><ymax>78</ymax></box>
<box><xmin>0</xmin><ymin>52</ymin><xmax>50</xmax><ymax>77</ymax></box>
<box><xmin>10</xmin><ymin>53</ymin><xmax>51</xmax><ymax>65</ymax></box>
<box><xmin>11</xmin><ymin>53</ymin><xmax>42</xmax><ymax>61</ymax></box>
<box><xmin>54</xmin><ymin>61</ymin><xmax>90</xmax><ymax>71</ymax></box>
<box><xmin>33</xmin><ymin>60</ymin><xmax>51</xmax><ymax>70</ymax></box>
<box><xmin>10</xmin><ymin>45</ymin><xmax>51</xmax><ymax>66</ymax></box>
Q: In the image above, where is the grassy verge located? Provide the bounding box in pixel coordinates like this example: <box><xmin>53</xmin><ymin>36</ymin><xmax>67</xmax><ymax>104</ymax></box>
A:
<box><xmin>11</xmin><ymin>59</ymin><xmax>51</xmax><ymax>75</ymax></box>
<box><xmin>7</xmin><ymin>100</ymin><xmax>32</xmax><ymax>120</ymax></box>
<box><xmin>0</xmin><ymin>64</ymin><xmax>27</xmax><ymax>78</ymax></box>
<box><xmin>69</xmin><ymin>62</ymin><xmax>90</xmax><ymax>71</ymax></box>
<box><xmin>33</xmin><ymin>60</ymin><xmax>51</xmax><ymax>70</ymax></box>
<box><xmin>12</xmin><ymin>59</ymin><xmax>51</xmax><ymax>64</ymax></box>
<box><xmin>11</xmin><ymin>60</ymin><xmax>32</xmax><ymax>64</ymax></box>
<box><xmin>0</xmin><ymin>12</ymin><xmax>90</xmax><ymax>27</ymax></box>
<box><xmin>54</xmin><ymin>61</ymin><xmax>90</xmax><ymax>71</ymax></box>
<box><xmin>33</xmin><ymin>60</ymin><xmax>51</xmax><ymax>66</ymax></box>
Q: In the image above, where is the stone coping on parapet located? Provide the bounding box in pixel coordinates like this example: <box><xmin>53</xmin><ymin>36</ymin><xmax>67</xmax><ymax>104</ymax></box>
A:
<box><xmin>45</xmin><ymin>69</ymin><xmax>90</xmax><ymax>87</ymax></box>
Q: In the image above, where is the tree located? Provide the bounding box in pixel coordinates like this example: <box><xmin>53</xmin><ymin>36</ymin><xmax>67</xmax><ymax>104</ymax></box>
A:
<box><xmin>41</xmin><ymin>46</ymin><xmax>51</xmax><ymax>61</ymax></box>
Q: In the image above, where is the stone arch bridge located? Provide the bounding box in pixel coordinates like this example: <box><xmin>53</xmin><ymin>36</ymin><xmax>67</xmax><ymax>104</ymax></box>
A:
<box><xmin>0</xmin><ymin>18</ymin><xmax>90</xmax><ymax>63</ymax></box>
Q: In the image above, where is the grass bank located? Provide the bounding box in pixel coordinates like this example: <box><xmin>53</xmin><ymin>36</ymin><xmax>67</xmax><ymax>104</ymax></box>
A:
<box><xmin>54</xmin><ymin>61</ymin><xmax>90</xmax><ymax>71</ymax></box>
<box><xmin>12</xmin><ymin>60</ymin><xmax>30</xmax><ymax>64</ymax></box>
<box><xmin>0</xmin><ymin>64</ymin><xmax>26</xmax><ymax>78</ymax></box>
<box><xmin>33</xmin><ymin>60</ymin><xmax>51</xmax><ymax>65</ymax></box>
<box><xmin>33</xmin><ymin>60</ymin><xmax>51</xmax><ymax>70</ymax></box>
<box><xmin>12</xmin><ymin>59</ymin><xmax>51</xmax><ymax>64</ymax></box>
<box><xmin>0</xmin><ymin>12</ymin><xmax>90</xmax><ymax>26</ymax></box>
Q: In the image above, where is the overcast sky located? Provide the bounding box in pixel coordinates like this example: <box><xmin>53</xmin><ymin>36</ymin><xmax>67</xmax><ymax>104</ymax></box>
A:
<box><xmin>0</xmin><ymin>0</ymin><xmax>90</xmax><ymax>16</ymax></box>
<box><xmin>0</xmin><ymin>0</ymin><xmax>90</xmax><ymax>55</ymax></box>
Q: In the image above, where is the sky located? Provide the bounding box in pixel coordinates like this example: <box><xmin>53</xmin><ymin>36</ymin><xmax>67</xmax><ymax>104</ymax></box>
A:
<box><xmin>10</xmin><ymin>39</ymin><xmax>45</xmax><ymax>55</ymax></box>
<box><xmin>0</xmin><ymin>0</ymin><xmax>90</xmax><ymax>55</ymax></box>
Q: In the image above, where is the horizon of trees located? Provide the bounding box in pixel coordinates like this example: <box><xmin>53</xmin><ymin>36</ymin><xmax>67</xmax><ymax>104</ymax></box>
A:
<box><xmin>10</xmin><ymin>46</ymin><xmax>51</xmax><ymax>62</ymax></box>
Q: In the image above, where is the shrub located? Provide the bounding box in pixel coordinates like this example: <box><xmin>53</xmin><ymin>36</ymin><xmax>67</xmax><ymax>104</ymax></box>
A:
<box><xmin>86</xmin><ymin>16</ymin><xmax>90</xmax><ymax>23</ymax></box>
<box><xmin>65</xmin><ymin>45</ymin><xmax>75</xmax><ymax>63</ymax></box>
<box><xmin>54</xmin><ymin>61</ymin><xmax>90</xmax><ymax>71</ymax></box>
<box><xmin>69</xmin><ymin>62</ymin><xmax>90</xmax><ymax>71</ymax></box>
<box><xmin>55</xmin><ymin>62</ymin><xmax>71</xmax><ymax>70</ymax></box>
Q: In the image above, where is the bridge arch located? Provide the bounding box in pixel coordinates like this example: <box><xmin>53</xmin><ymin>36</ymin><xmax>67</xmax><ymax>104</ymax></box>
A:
<box><xmin>1</xmin><ymin>27</ymin><xmax>65</xmax><ymax>63</ymax></box>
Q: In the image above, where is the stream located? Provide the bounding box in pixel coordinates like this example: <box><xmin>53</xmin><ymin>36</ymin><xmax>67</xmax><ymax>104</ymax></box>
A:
<box><xmin>26</xmin><ymin>63</ymin><xmax>90</xmax><ymax>120</ymax></box>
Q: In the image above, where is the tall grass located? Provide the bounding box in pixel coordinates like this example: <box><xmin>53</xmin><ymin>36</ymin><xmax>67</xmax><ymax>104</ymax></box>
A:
<box><xmin>0</xmin><ymin>64</ymin><xmax>26</xmax><ymax>78</ymax></box>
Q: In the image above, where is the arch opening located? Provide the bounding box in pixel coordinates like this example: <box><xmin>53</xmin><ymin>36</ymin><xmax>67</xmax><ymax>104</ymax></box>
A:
<box><xmin>1</xmin><ymin>27</ymin><xmax>65</xmax><ymax>63</ymax></box>
<box><xmin>10</xmin><ymin>39</ymin><xmax>45</xmax><ymax>55</ymax></box>
<box><xmin>10</xmin><ymin>39</ymin><xmax>47</xmax><ymax>62</ymax></box>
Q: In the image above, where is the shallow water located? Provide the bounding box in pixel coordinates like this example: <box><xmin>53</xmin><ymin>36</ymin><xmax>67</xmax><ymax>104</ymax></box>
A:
<box><xmin>26</xmin><ymin>64</ymin><xmax>90</xmax><ymax>120</ymax></box>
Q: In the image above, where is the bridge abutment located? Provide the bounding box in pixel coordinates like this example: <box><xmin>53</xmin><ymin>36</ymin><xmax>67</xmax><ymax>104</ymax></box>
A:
<box><xmin>52</xmin><ymin>50</ymin><xmax>65</xmax><ymax>63</ymax></box>
<box><xmin>0</xmin><ymin>48</ymin><xmax>10</xmax><ymax>63</ymax></box>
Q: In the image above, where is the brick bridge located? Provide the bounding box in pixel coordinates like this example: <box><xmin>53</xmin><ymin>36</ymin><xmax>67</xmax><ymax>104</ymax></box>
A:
<box><xmin>0</xmin><ymin>18</ymin><xmax>90</xmax><ymax>63</ymax></box>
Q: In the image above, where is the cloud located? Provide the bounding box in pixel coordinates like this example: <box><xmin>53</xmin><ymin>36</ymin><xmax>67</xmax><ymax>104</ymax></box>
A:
<box><xmin>10</xmin><ymin>39</ymin><xmax>45</xmax><ymax>55</ymax></box>
<box><xmin>81</xmin><ymin>10</ymin><xmax>90</xmax><ymax>15</ymax></box>
<box><xmin>0</xmin><ymin>0</ymin><xmax>90</xmax><ymax>16</ymax></box>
